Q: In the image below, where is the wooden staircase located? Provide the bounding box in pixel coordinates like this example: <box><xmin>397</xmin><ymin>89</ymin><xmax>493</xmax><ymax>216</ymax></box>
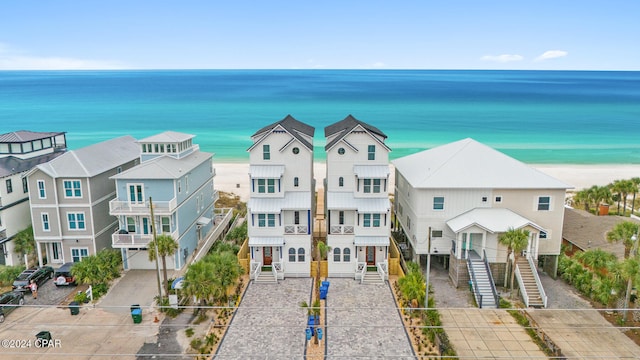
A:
<box><xmin>468</xmin><ymin>259</ymin><xmax>498</xmax><ymax>309</ymax></box>
<box><xmin>516</xmin><ymin>257</ymin><xmax>545</xmax><ymax>308</ymax></box>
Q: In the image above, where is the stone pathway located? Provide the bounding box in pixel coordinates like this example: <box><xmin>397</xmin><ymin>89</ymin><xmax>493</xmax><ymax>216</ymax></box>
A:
<box><xmin>214</xmin><ymin>278</ymin><xmax>312</xmax><ymax>359</ymax></box>
<box><xmin>325</xmin><ymin>278</ymin><xmax>414</xmax><ymax>359</ymax></box>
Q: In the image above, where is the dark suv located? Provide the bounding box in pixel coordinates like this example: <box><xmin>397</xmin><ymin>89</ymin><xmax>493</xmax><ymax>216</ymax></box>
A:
<box><xmin>53</xmin><ymin>262</ymin><xmax>77</xmax><ymax>286</ymax></box>
<box><xmin>0</xmin><ymin>291</ymin><xmax>24</xmax><ymax>323</ymax></box>
<box><xmin>12</xmin><ymin>266</ymin><xmax>54</xmax><ymax>292</ymax></box>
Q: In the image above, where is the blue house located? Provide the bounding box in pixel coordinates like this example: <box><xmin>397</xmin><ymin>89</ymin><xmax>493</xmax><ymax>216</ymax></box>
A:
<box><xmin>109</xmin><ymin>131</ymin><xmax>217</xmax><ymax>270</ymax></box>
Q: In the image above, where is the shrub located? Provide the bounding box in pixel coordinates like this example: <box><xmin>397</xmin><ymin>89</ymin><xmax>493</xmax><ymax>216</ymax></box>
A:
<box><xmin>0</xmin><ymin>265</ymin><xmax>26</xmax><ymax>287</ymax></box>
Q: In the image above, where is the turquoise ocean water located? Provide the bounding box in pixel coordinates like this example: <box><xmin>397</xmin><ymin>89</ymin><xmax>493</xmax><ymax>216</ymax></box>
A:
<box><xmin>1</xmin><ymin>70</ymin><xmax>639</xmax><ymax>164</ymax></box>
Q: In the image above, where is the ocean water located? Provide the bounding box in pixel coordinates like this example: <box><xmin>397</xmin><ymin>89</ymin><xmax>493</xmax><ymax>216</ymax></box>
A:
<box><xmin>1</xmin><ymin>70</ymin><xmax>639</xmax><ymax>164</ymax></box>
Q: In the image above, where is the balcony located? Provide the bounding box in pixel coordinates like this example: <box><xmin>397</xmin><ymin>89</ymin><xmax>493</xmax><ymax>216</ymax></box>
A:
<box><xmin>109</xmin><ymin>197</ymin><xmax>177</xmax><ymax>216</ymax></box>
<box><xmin>284</xmin><ymin>225</ymin><xmax>309</xmax><ymax>235</ymax></box>
<box><xmin>330</xmin><ymin>225</ymin><xmax>354</xmax><ymax>235</ymax></box>
<box><xmin>111</xmin><ymin>230</ymin><xmax>179</xmax><ymax>248</ymax></box>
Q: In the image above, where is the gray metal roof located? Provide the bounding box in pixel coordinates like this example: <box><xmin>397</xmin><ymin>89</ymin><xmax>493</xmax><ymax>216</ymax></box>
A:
<box><xmin>250</xmin><ymin>115</ymin><xmax>315</xmax><ymax>151</ymax></box>
<box><xmin>0</xmin><ymin>130</ymin><xmax>66</xmax><ymax>143</ymax></box>
<box><xmin>249</xmin><ymin>165</ymin><xmax>285</xmax><ymax>179</ymax></box>
<box><xmin>111</xmin><ymin>149</ymin><xmax>212</xmax><ymax>180</ymax></box>
<box><xmin>0</xmin><ymin>152</ymin><xmax>65</xmax><ymax>178</ymax></box>
<box><xmin>354</xmin><ymin>236</ymin><xmax>390</xmax><ymax>246</ymax></box>
<box><xmin>138</xmin><ymin>131</ymin><xmax>195</xmax><ymax>143</ymax></box>
<box><xmin>326</xmin><ymin>192</ymin><xmax>390</xmax><ymax>213</ymax></box>
<box><xmin>353</xmin><ymin>165</ymin><xmax>390</xmax><ymax>178</ymax></box>
<box><xmin>35</xmin><ymin>136</ymin><xmax>140</xmax><ymax>178</ymax></box>
<box><xmin>248</xmin><ymin>237</ymin><xmax>284</xmax><ymax>246</ymax></box>
<box><xmin>324</xmin><ymin>115</ymin><xmax>388</xmax><ymax>151</ymax></box>
<box><xmin>446</xmin><ymin>208</ymin><xmax>544</xmax><ymax>234</ymax></box>
<box><xmin>248</xmin><ymin>192</ymin><xmax>312</xmax><ymax>213</ymax></box>
<box><xmin>392</xmin><ymin>138</ymin><xmax>571</xmax><ymax>189</ymax></box>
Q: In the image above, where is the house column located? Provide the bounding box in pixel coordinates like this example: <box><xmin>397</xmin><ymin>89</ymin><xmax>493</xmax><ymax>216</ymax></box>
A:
<box><xmin>456</xmin><ymin>233</ymin><xmax>462</xmax><ymax>259</ymax></box>
<box><xmin>37</xmin><ymin>242</ymin><xmax>43</xmax><ymax>267</ymax></box>
<box><xmin>481</xmin><ymin>231</ymin><xmax>487</xmax><ymax>259</ymax></box>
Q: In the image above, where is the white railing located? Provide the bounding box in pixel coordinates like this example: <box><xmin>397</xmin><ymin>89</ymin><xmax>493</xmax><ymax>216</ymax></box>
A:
<box><xmin>109</xmin><ymin>197</ymin><xmax>178</xmax><ymax>215</ymax></box>
<box><xmin>528</xmin><ymin>255</ymin><xmax>548</xmax><ymax>308</ymax></box>
<box><xmin>284</xmin><ymin>225</ymin><xmax>309</xmax><ymax>234</ymax></box>
<box><xmin>515</xmin><ymin>263</ymin><xmax>530</xmax><ymax>307</ymax></box>
<box><xmin>329</xmin><ymin>225</ymin><xmax>354</xmax><ymax>234</ymax></box>
<box><xmin>112</xmin><ymin>233</ymin><xmax>153</xmax><ymax>248</ymax></box>
<box><xmin>250</xmin><ymin>261</ymin><xmax>261</xmax><ymax>280</ymax></box>
<box><xmin>356</xmin><ymin>262</ymin><xmax>367</xmax><ymax>283</ymax></box>
<box><xmin>377</xmin><ymin>261</ymin><xmax>388</xmax><ymax>281</ymax></box>
<box><xmin>272</xmin><ymin>262</ymin><xmax>283</xmax><ymax>281</ymax></box>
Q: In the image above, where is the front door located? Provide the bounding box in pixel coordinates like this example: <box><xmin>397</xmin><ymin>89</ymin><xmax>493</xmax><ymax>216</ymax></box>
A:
<box><xmin>366</xmin><ymin>246</ymin><xmax>376</xmax><ymax>265</ymax></box>
<box><xmin>263</xmin><ymin>247</ymin><xmax>272</xmax><ymax>266</ymax></box>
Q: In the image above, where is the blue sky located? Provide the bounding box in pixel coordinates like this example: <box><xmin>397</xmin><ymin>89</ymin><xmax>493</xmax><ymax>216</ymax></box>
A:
<box><xmin>0</xmin><ymin>1</ymin><xmax>638</xmax><ymax>70</ymax></box>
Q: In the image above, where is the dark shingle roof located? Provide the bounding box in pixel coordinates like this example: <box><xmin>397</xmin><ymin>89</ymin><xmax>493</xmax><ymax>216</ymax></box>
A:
<box><xmin>562</xmin><ymin>208</ymin><xmax>639</xmax><ymax>259</ymax></box>
<box><xmin>0</xmin><ymin>152</ymin><xmax>66</xmax><ymax>178</ymax></box>
<box><xmin>251</xmin><ymin>115</ymin><xmax>315</xmax><ymax>151</ymax></box>
<box><xmin>324</xmin><ymin>115</ymin><xmax>387</xmax><ymax>150</ymax></box>
<box><xmin>0</xmin><ymin>130</ymin><xmax>66</xmax><ymax>143</ymax></box>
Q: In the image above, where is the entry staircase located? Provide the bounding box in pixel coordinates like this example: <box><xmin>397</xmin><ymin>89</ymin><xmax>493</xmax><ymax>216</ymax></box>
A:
<box><xmin>515</xmin><ymin>256</ymin><xmax>547</xmax><ymax>308</ymax></box>
<box><xmin>467</xmin><ymin>250</ymin><xmax>500</xmax><ymax>309</ymax></box>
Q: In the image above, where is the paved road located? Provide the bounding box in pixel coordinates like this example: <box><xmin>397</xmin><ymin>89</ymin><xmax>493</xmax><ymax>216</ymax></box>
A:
<box><xmin>326</xmin><ymin>278</ymin><xmax>415</xmax><ymax>359</ymax></box>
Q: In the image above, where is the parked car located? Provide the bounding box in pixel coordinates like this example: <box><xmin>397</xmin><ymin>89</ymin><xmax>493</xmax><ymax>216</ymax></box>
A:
<box><xmin>53</xmin><ymin>262</ymin><xmax>77</xmax><ymax>286</ymax></box>
<box><xmin>0</xmin><ymin>291</ymin><xmax>25</xmax><ymax>323</ymax></box>
<box><xmin>12</xmin><ymin>266</ymin><xmax>54</xmax><ymax>292</ymax></box>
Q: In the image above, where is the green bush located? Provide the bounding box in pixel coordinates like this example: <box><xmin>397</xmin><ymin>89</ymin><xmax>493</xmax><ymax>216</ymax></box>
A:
<box><xmin>74</xmin><ymin>291</ymin><xmax>88</xmax><ymax>303</ymax></box>
<box><xmin>0</xmin><ymin>265</ymin><xmax>26</xmax><ymax>287</ymax></box>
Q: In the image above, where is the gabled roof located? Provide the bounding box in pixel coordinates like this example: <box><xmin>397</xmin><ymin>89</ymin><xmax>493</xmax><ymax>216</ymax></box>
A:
<box><xmin>324</xmin><ymin>115</ymin><xmax>388</xmax><ymax>151</ymax></box>
<box><xmin>111</xmin><ymin>149</ymin><xmax>212</xmax><ymax>180</ymax></box>
<box><xmin>446</xmin><ymin>208</ymin><xmax>545</xmax><ymax>234</ymax></box>
<box><xmin>34</xmin><ymin>136</ymin><xmax>139</xmax><ymax>178</ymax></box>
<box><xmin>138</xmin><ymin>131</ymin><xmax>194</xmax><ymax>143</ymax></box>
<box><xmin>0</xmin><ymin>152</ymin><xmax>65</xmax><ymax>178</ymax></box>
<box><xmin>392</xmin><ymin>138</ymin><xmax>571</xmax><ymax>189</ymax></box>
<box><xmin>0</xmin><ymin>130</ymin><xmax>65</xmax><ymax>143</ymax></box>
<box><xmin>249</xmin><ymin>115</ymin><xmax>315</xmax><ymax>151</ymax></box>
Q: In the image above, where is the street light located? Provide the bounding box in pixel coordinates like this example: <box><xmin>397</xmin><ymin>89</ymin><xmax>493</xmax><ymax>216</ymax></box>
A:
<box><xmin>623</xmin><ymin>233</ymin><xmax>638</xmax><ymax>322</ymax></box>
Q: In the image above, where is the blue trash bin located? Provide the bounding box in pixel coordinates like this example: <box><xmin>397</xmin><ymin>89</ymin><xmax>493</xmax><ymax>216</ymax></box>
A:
<box><xmin>308</xmin><ymin>315</ymin><xmax>315</xmax><ymax>335</ymax></box>
<box><xmin>320</xmin><ymin>289</ymin><xmax>327</xmax><ymax>300</ymax></box>
<box><xmin>317</xmin><ymin>328</ymin><xmax>323</xmax><ymax>340</ymax></box>
<box><xmin>305</xmin><ymin>327</ymin><xmax>312</xmax><ymax>340</ymax></box>
<box><xmin>321</xmin><ymin>281</ymin><xmax>330</xmax><ymax>289</ymax></box>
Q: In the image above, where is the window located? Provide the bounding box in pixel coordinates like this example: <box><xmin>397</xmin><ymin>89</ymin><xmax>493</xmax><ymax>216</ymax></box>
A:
<box><xmin>363</xmin><ymin>214</ymin><xmax>380</xmax><ymax>227</ymax></box>
<box><xmin>257</xmin><ymin>214</ymin><xmax>276</xmax><ymax>227</ymax></box>
<box><xmin>339</xmin><ymin>177</ymin><xmax>344</xmax><ymax>187</ymax></box>
<box><xmin>343</xmin><ymin>248</ymin><xmax>351</xmax><ymax>262</ymax></box>
<box><xmin>373</xmin><ymin>179</ymin><xmax>381</xmax><ymax>193</ymax></box>
<box><xmin>431</xmin><ymin>230</ymin><xmax>443</xmax><ymax>238</ymax></box>
<box><xmin>289</xmin><ymin>248</ymin><xmax>296</xmax><ymax>262</ymax></box>
<box><xmin>127</xmin><ymin>217</ymin><xmax>136</xmax><ymax>232</ymax></box>
<box><xmin>128</xmin><ymin>184</ymin><xmax>144</xmax><ymax>203</ymax></box>
<box><xmin>338</xmin><ymin>147</ymin><xmax>345</xmax><ymax>155</ymax></box>
<box><xmin>539</xmin><ymin>231</ymin><xmax>548</xmax><ymax>239</ymax></box>
<box><xmin>42</xmin><ymin>213</ymin><xmax>50</xmax><ymax>231</ymax></box>
<box><xmin>481</xmin><ymin>196</ymin><xmax>487</xmax><ymax>202</ymax></box>
<box><xmin>294</xmin><ymin>177</ymin><xmax>299</xmax><ymax>187</ymax></box>
<box><xmin>161</xmin><ymin>217</ymin><xmax>171</xmax><ymax>233</ymax></box>
<box><xmin>368</xmin><ymin>145</ymin><xmax>375</xmax><ymax>160</ymax></box>
<box><xmin>37</xmin><ymin>180</ymin><xmax>46</xmax><ymax>198</ymax></box>
<box><xmin>333</xmin><ymin>248</ymin><xmax>341</xmax><ymax>262</ymax></box>
<box><xmin>67</xmin><ymin>212</ymin><xmax>86</xmax><ymax>230</ymax></box>
<box><xmin>257</xmin><ymin>179</ymin><xmax>266</xmax><ymax>193</ymax></box>
<box><xmin>117</xmin><ymin>166</ymin><xmax>122</xmax><ymax>174</ymax></box>
<box><xmin>267</xmin><ymin>179</ymin><xmax>275</xmax><ymax>193</ymax></box>
<box><xmin>268</xmin><ymin>214</ymin><xmax>276</xmax><ymax>227</ymax></box>
<box><xmin>297</xmin><ymin>248</ymin><xmax>305</xmax><ymax>262</ymax></box>
<box><xmin>64</xmin><ymin>180</ymin><xmax>82</xmax><ymax>198</ymax></box>
<box><xmin>294</xmin><ymin>211</ymin><xmax>300</xmax><ymax>225</ymax></box>
<box><xmin>258</xmin><ymin>214</ymin><xmax>266</xmax><ymax>227</ymax></box>
<box><xmin>495</xmin><ymin>196</ymin><xmax>502</xmax><ymax>203</ymax></box>
<box><xmin>178</xmin><ymin>180</ymin><xmax>182</xmax><ymax>193</ymax></box>
<box><xmin>363</xmin><ymin>179</ymin><xmax>371</xmax><ymax>193</ymax></box>
<box><xmin>373</xmin><ymin>214</ymin><xmax>381</xmax><ymax>227</ymax></box>
<box><xmin>538</xmin><ymin>196</ymin><xmax>551</xmax><ymax>211</ymax></box>
<box><xmin>292</xmin><ymin>147</ymin><xmax>299</xmax><ymax>154</ymax></box>
<box><xmin>5</xmin><ymin>179</ymin><xmax>12</xmax><ymax>193</ymax></box>
<box><xmin>339</xmin><ymin>211</ymin><xmax>344</xmax><ymax>225</ymax></box>
<box><xmin>263</xmin><ymin>144</ymin><xmax>270</xmax><ymax>160</ymax></box>
<box><xmin>22</xmin><ymin>177</ymin><xmax>28</xmax><ymax>193</ymax></box>
<box><xmin>71</xmin><ymin>248</ymin><xmax>89</xmax><ymax>262</ymax></box>
<box><xmin>433</xmin><ymin>197</ymin><xmax>445</xmax><ymax>210</ymax></box>
<box><xmin>363</xmin><ymin>214</ymin><xmax>371</xmax><ymax>227</ymax></box>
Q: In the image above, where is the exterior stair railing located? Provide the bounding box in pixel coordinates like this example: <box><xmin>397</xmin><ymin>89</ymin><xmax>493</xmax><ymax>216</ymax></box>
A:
<box><xmin>250</xmin><ymin>261</ymin><xmax>261</xmax><ymax>281</ymax></box>
<box><xmin>515</xmin><ymin>262</ymin><xmax>530</xmax><ymax>307</ymax></box>
<box><xmin>467</xmin><ymin>257</ymin><xmax>483</xmax><ymax>308</ymax></box>
<box><xmin>527</xmin><ymin>255</ymin><xmax>548</xmax><ymax>308</ymax></box>
<box><xmin>483</xmin><ymin>249</ymin><xmax>500</xmax><ymax>308</ymax></box>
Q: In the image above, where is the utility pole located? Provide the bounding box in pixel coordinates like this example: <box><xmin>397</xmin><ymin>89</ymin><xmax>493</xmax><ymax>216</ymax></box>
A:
<box><xmin>149</xmin><ymin>197</ymin><xmax>163</xmax><ymax>301</ymax></box>
<box><xmin>425</xmin><ymin>226</ymin><xmax>432</xmax><ymax>309</ymax></box>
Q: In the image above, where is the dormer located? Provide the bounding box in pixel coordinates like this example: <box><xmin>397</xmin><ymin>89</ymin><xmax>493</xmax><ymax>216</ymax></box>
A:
<box><xmin>138</xmin><ymin>131</ymin><xmax>197</xmax><ymax>162</ymax></box>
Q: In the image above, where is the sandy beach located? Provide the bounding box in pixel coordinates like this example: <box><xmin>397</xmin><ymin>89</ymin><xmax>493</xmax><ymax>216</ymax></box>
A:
<box><xmin>214</xmin><ymin>162</ymin><xmax>640</xmax><ymax>202</ymax></box>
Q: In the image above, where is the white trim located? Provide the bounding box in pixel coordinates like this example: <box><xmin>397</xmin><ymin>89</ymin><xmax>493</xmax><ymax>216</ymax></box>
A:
<box><xmin>41</xmin><ymin>212</ymin><xmax>50</xmax><ymax>232</ymax></box>
<box><xmin>37</xmin><ymin>179</ymin><xmax>46</xmax><ymax>199</ymax></box>
<box><xmin>62</xmin><ymin>179</ymin><xmax>83</xmax><ymax>198</ymax></box>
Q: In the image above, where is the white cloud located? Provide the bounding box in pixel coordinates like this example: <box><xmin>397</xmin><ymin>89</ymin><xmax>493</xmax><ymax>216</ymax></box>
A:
<box><xmin>480</xmin><ymin>54</ymin><xmax>524</xmax><ymax>63</ymax></box>
<box><xmin>534</xmin><ymin>50</ymin><xmax>568</xmax><ymax>62</ymax></box>
<box><xmin>0</xmin><ymin>43</ymin><xmax>125</xmax><ymax>70</ymax></box>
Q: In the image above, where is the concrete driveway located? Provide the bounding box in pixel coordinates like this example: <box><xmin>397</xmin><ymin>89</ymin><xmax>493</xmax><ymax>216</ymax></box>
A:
<box><xmin>98</xmin><ymin>270</ymin><xmax>164</xmax><ymax>314</ymax></box>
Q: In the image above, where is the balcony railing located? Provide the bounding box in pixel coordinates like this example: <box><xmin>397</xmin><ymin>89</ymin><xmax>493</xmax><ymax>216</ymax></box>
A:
<box><xmin>329</xmin><ymin>225</ymin><xmax>354</xmax><ymax>235</ymax></box>
<box><xmin>284</xmin><ymin>225</ymin><xmax>308</xmax><ymax>234</ymax></box>
<box><xmin>111</xmin><ymin>230</ymin><xmax>178</xmax><ymax>248</ymax></box>
<box><xmin>109</xmin><ymin>197</ymin><xmax>177</xmax><ymax>215</ymax></box>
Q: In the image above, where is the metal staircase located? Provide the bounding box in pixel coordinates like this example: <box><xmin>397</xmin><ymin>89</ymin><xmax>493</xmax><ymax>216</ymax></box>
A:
<box><xmin>467</xmin><ymin>251</ymin><xmax>500</xmax><ymax>309</ymax></box>
<box><xmin>515</xmin><ymin>257</ymin><xmax>547</xmax><ymax>308</ymax></box>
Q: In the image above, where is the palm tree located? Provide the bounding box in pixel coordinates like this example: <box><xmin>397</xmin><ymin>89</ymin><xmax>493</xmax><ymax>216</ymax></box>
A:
<box><xmin>610</xmin><ymin>180</ymin><xmax>625</xmax><ymax>215</ymax></box>
<box><xmin>204</xmin><ymin>251</ymin><xmax>243</xmax><ymax>304</ymax></box>
<box><xmin>300</xmin><ymin>299</ymin><xmax>321</xmax><ymax>345</ymax></box>
<box><xmin>397</xmin><ymin>262</ymin><xmax>426</xmax><ymax>308</ymax></box>
<box><xmin>630</xmin><ymin>177</ymin><xmax>640</xmax><ymax>215</ymax></box>
<box><xmin>498</xmin><ymin>227</ymin><xmax>530</xmax><ymax>290</ymax></box>
<box><xmin>620</xmin><ymin>179</ymin><xmax>635</xmax><ymax>216</ymax></box>
<box><xmin>183</xmin><ymin>260</ymin><xmax>216</xmax><ymax>314</ymax></box>
<box><xmin>12</xmin><ymin>226</ymin><xmax>35</xmax><ymax>267</ymax></box>
<box><xmin>593</xmin><ymin>185</ymin><xmax>612</xmax><ymax>216</ymax></box>
<box><xmin>148</xmin><ymin>234</ymin><xmax>179</xmax><ymax>293</ymax></box>
<box><xmin>618</xmin><ymin>255</ymin><xmax>640</xmax><ymax>322</ymax></box>
<box><xmin>574</xmin><ymin>249</ymin><xmax>616</xmax><ymax>277</ymax></box>
<box><xmin>606</xmin><ymin>221</ymin><xmax>639</xmax><ymax>259</ymax></box>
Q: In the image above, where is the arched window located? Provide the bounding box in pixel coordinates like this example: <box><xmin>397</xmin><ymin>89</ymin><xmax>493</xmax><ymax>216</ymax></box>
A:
<box><xmin>339</xmin><ymin>177</ymin><xmax>344</xmax><ymax>187</ymax></box>
<box><xmin>298</xmin><ymin>248</ymin><xmax>305</xmax><ymax>262</ymax></box>
<box><xmin>333</xmin><ymin>248</ymin><xmax>341</xmax><ymax>262</ymax></box>
<box><xmin>343</xmin><ymin>248</ymin><xmax>351</xmax><ymax>262</ymax></box>
<box><xmin>289</xmin><ymin>248</ymin><xmax>296</xmax><ymax>262</ymax></box>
